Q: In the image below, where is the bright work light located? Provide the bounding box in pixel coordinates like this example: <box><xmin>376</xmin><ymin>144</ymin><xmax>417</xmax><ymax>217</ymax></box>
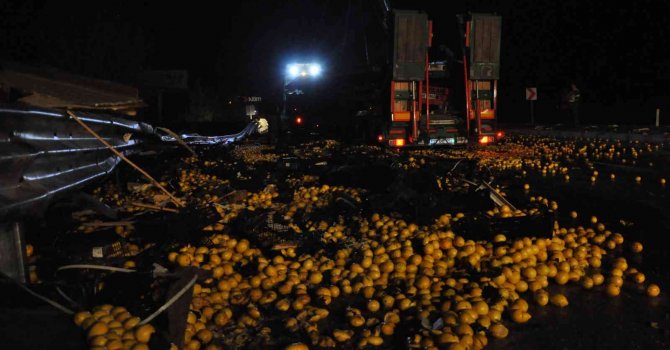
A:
<box><xmin>286</xmin><ymin>63</ymin><xmax>322</xmax><ymax>79</ymax></box>
<box><xmin>287</xmin><ymin>64</ymin><xmax>300</xmax><ymax>78</ymax></box>
<box><xmin>282</xmin><ymin>61</ymin><xmax>324</xmax><ymax>120</ymax></box>
<box><xmin>308</xmin><ymin>64</ymin><xmax>322</xmax><ymax>76</ymax></box>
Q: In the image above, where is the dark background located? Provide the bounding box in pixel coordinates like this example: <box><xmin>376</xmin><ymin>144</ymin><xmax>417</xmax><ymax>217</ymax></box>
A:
<box><xmin>2</xmin><ymin>0</ymin><xmax>670</xmax><ymax>126</ymax></box>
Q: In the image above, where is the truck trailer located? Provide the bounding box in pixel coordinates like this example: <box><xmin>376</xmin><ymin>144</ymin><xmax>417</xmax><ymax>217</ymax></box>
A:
<box><xmin>383</xmin><ymin>10</ymin><xmax>503</xmax><ymax>147</ymax></box>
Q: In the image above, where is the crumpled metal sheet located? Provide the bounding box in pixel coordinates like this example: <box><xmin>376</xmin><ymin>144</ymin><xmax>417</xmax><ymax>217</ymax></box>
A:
<box><xmin>157</xmin><ymin>118</ymin><xmax>269</xmax><ymax>145</ymax></box>
<box><xmin>0</xmin><ymin>62</ymin><xmax>145</xmax><ymax>110</ymax></box>
<box><xmin>0</xmin><ymin>105</ymin><xmax>269</xmax><ymax>219</ymax></box>
<box><xmin>0</xmin><ymin>105</ymin><xmax>153</xmax><ymax>218</ymax></box>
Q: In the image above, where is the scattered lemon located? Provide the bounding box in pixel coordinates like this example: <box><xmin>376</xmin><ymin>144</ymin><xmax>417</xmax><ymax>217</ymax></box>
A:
<box><xmin>592</xmin><ymin>273</ymin><xmax>605</xmax><ymax>286</ymax></box>
<box><xmin>367</xmin><ymin>336</ymin><xmax>384</xmax><ymax>346</ymax></box>
<box><xmin>123</xmin><ymin>317</ymin><xmax>141</xmax><ymax>330</ymax></box>
<box><xmin>134</xmin><ymin>324</ymin><xmax>155</xmax><ymax>343</ymax></box>
<box><xmin>177</xmin><ymin>254</ymin><xmax>191</xmax><ymax>267</ymax></box>
<box><xmin>534</xmin><ymin>291</ymin><xmax>549</xmax><ymax>306</ymax></box>
<box><xmin>367</xmin><ymin>300</ymin><xmax>380</xmax><ymax>313</ymax></box>
<box><xmin>489</xmin><ymin>324</ymin><xmax>508</xmax><ymax>338</ymax></box>
<box><xmin>90</xmin><ymin>335</ymin><xmax>107</xmax><ymax>347</ymax></box>
<box><xmin>581</xmin><ymin>277</ymin><xmax>594</xmax><ymax>289</ymax></box>
<box><xmin>196</xmin><ymin>329</ymin><xmax>213</xmax><ymax>344</ymax></box>
<box><xmin>550</xmin><ymin>294</ymin><xmax>568</xmax><ymax>307</ymax></box>
<box><xmin>88</xmin><ymin>322</ymin><xmax>109</xmax><ymax>338</ymax></box>
<box><xmin>510</xmin><ymin>309</ymin><xmax>531</xmax><ymax>323</ymax></box>
<box><xmin>605</xmin><ymin>284</ymin><xmax>620</xmax><ymax>297</ymax></box>
<box><xmin>647</xmin><ymin>284</ymin><xmax>661</xmax><ymax>297</ymax></box>
<box><xmin>74</xmin><ymin>311</ymin><xmax>92</xmax><ymax>326</ymax></box>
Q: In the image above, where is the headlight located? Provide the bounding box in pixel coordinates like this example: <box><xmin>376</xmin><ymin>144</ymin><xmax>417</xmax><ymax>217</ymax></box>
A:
<box><xmin>288</xmin><ymin>64</ymin><xmax>299</xmax><ymax>78</ymax></box>
<box><xmin>308</xmin><ymin>64</ymin><xmax>322</xmax><ymax>76</ymax></box>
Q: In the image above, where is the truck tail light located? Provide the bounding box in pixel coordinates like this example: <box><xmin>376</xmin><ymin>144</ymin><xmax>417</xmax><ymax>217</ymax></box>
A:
<box><xmin>479</xmin><ymin>136</ymin><xmax>491</xmax><ymax>144</ymax></box>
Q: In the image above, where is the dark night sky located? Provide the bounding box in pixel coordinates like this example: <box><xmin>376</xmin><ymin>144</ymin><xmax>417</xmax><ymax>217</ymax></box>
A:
<box><xmin>2</xmin><ymin>0</ymin><xmax>670</xmax><ymax>122</ymax></box>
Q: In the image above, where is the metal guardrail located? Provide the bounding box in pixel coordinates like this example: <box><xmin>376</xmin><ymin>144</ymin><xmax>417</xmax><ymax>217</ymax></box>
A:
<box><xmin>506</xmin><ymin>126</ymin><xmax>670</xmax><ymax>143</ymax></box>
<box><xmin>0</xmin><ymin>104</ymin><xmax>270</xmax><ymax>218</ymax></box>
<box><xmin>0</xmin><ymin>104</ymin><xmax>268</xmax><ymax>282</ymax></box>
<box><xmin>0</xmin><ymin>105</ymin><xmax>154</xmax><ymax>218</ymax></box>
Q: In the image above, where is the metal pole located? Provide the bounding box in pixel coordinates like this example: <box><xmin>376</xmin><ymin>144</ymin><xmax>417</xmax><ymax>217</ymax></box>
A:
<box><xmin>412</xmin><ymin>81</ymin><xmax>418</xmax><ymax>141</ymax></box>
<box><xmin>419</xmin><ymin>81</ymin><xmax>423</xmax><ymax>142</ymax></box>
<box><xmin>464</xmin><ymin>57</ymin><xmax>471</xmax><ymax>135</ymax></box>
<box><xmin>157</xmin><ymin>89</ymin><xmax>163</xmax><ymax>124</ymax></box>
<box><xmin>419</xmin><ymin>81</ymin><xmax>423</xmax><ymax>118</ymax></box>
<box><xmin>530</xmin><ymin>100</ymin><xmax>535</xmax><ymax>125</ymax></box>
<box><xmin>390</xmin><ymin>81</ymin><xmax>395</xmax><ymax>121</ymax></box>
<box><xmin>475</xmin><ymin>80</ymin><xmax>481</xmax><ymax>137</ymax></box>
<box><xmin>282</xmin><ymin>77</ymin><xmax>287</xmax><ymax>120</ymax></box>
<box><xmin>656</xmin><ymin>108</ymin><xmax>660</xmax><ymax>127</ymax></box>
<box><xmin>493</xmin><ymin>80</ymin><xmax>498</xmax><ymax>130</ymax></box>
<box><xmin>426</xmin><ymin>52</ymin><xmax>437</xmax><ymax>139</ymax></box>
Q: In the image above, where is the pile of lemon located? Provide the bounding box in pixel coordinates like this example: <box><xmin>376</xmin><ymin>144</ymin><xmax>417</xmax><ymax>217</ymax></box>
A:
<box><xmin>231</xmin><ymin>144</ymin><xmax>280</xmax><ymax>164</ymax></box>
<box><xmin>176</xmin><ymin>169</ymin><xmax>227</xmax><ymax>200</ymax></box>
<box><xmin>490</xmin><ymin>136</ymin><xmax>667</xmax><ymax>186</ymax></box>
<box><xmin>285</xmin><ymin>175</ymin><xmax>320</xmax><ymax>188</ymax></box>
<box><xmin>293</xmin><ymin>140</ymin><xmax>341</xmax><ymax>159</ymax></box>
<box><xmin>485</xmin><ymin>205</ymin><xmax>533</xmax><ymax>218</ymax></box>
<box><xmin>202</xmin><ymin>186</ymin><xmax>279</xmax><ymax>232</ymax></box>
<box><xmin>469</xmin><ymin>145</ymin><xmax>530</xmax><ymax>172</ymax></box>
<box><xmin>282</xmin><ymin>185</ymin><xmax>363</xmax><ymax>221</ymax></box>
<box><xmin>73</xmin><ymin>305</ymin><xmax>155</xmax><ymax>350</ymax></box>
<box><xmin>76</xmin><ymin>136</ymin><xmax>666</xmax><ymax>350</ymax></box>
<box><xmin>304</xmin><ymin>220</ymin><xmax>349</xmax><ymax>244</ymax></box>
<box><xmin>161</xmin><ymin>206</ymin><xmax>662</xmax><ymax>350</ymax></box>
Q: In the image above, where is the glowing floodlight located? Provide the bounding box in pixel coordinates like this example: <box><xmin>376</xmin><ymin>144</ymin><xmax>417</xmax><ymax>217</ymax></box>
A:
<box><xmin>308</xmin><ymin>63</ymin><xmax>322</xmax><ymax>76</ymax></box>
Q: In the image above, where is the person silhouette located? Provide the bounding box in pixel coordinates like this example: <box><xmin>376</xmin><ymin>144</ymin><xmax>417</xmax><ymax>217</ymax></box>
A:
<box><xmin>565</xmin><ymin>82</ymin><xmax>581</xmax><ymax>127</ymax></box>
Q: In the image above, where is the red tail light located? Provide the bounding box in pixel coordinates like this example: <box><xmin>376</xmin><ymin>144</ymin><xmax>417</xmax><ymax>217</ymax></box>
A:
<box><xmin>377</xmin><ymin>135</ymin><xmax>384</xmax><ymax>142</ymax></box>
<box><xmin>389</xmin><ymin>138</ymin><xmax>405</xmax><ymax>147</ymax></box>
<box><xmin>496</xmin><ymin>131</ymin><xmax>504</xmax><ymax>138</ymax></box>
<box><xmin>295</xmin><ymin>116</ymin><xmax>303</xmax><ymax>124</ymax></box>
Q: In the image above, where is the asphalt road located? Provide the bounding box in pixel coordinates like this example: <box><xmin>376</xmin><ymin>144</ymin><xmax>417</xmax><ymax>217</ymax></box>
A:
<box><xmin>1</xmin><ymin>133</ymin><xmax>668</xmax><ymax>349</ymax></box>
